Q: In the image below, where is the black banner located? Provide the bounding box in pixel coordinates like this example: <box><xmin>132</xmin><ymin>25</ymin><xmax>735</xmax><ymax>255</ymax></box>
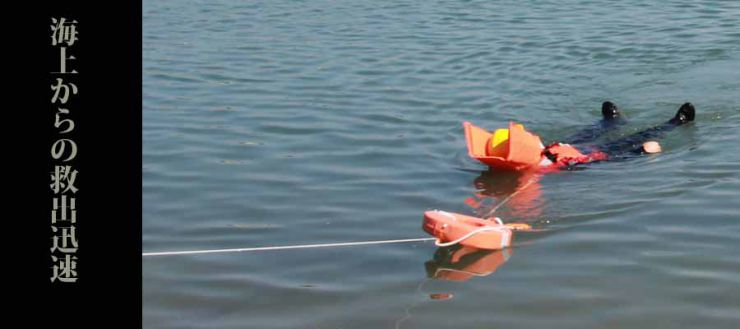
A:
<box><xmin>20</xmin><ymin>2</ymin><xmax>142</xmax><ymax>327</ymax></box>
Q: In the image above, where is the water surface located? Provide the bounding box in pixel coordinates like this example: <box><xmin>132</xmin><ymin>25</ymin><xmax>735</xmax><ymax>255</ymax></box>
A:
<box><xmin>143</xmin><ymin>1</ymin><xmax>740</xmax><ymax>328</ymax></box>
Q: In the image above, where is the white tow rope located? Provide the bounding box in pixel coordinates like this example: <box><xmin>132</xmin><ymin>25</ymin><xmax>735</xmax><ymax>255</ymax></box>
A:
<box><xmin>433</xmin><ymin>226</ymin><xmax>510</xmax><ymax>247</ymax></box>
<box><xmin>432</xmin><ymin>210</ymin><xmax>510</xmax><ymax>248</ymax></box>
<box><xmin>142</xmin><ymin>237</ymin><xmax>436</xmax><ymax>257</ymax></box>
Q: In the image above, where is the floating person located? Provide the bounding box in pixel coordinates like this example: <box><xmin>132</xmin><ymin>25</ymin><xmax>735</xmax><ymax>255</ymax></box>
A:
<box><xmin>463</xmin><ymin>102</ymin><xmax>696</xmax><ymax>170</ymax></box>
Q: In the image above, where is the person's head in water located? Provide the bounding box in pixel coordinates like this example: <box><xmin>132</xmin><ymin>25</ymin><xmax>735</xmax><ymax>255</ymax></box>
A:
<box><xmin>602</xmin><ymin>101</ymin><xmax>620</xmax><ymax>119</ymax></box>
<box><xmin>670</xmin><ymin>102</ymin><xmax>695</xmax><ymax>124</ymax></box>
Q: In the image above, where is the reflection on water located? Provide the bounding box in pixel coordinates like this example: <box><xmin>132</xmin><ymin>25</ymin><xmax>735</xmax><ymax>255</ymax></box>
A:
<box><xmin>397</xmin><ymin>246</ymin><xmax>513</xmax><ymax>329</ymax></box>
<box><xmin>425</xmin><ymin>245</ymin><xmax>512</xmax><ymax>282</ymax></box>
<box><xmin>466</xmin><ymin>169</ymin><xmax>544</xmax><ymax>220</ymax></box>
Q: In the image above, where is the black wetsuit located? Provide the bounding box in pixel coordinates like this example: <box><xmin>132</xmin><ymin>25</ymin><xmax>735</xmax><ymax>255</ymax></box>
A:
<box><xmin>562</xmin><ymin>116</ymin><xmax>625</xmax><ymax>145</ymax></box>
<box><xmin>592</xmin><ymin>120</ymin><xmax>683</xmax><ymax>159</ymax></box>
<box><xmin>560</xmin><ymin>102</ymin><xmax>694</xmax><ymax>161</ymax></box>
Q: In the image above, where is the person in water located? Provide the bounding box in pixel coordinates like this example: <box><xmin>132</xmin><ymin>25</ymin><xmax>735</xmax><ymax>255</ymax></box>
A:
<box><xmin>539</xmin><ymin>101</ymin><xmax>696</xmax><ymax>168</ymax></box>
<box><xmin>462</xmin><ymin>103</ymin><xmax>695</xmax><ymax>221</ymax></box>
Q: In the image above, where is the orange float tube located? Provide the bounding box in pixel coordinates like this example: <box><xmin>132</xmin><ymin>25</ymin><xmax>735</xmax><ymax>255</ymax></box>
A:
<box><xmin>422</xmin><ymin>210</ymin><xmax>513</xmax><ymax>250</ymax></box>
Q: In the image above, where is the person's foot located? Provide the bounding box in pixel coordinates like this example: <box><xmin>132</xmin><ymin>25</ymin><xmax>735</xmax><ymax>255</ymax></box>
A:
<box><xmin>602</xmin><ymin>101</ymin><xmax>620</xmax><ymax>119</ymax></box>
<box><xmin>670</xmin><ymin>102</ymin><xmax>695</xmax><ymax>124</ymax></box>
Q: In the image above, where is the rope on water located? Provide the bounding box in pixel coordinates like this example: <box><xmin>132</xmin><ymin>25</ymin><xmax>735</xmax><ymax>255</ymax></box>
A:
<box><xmin>432</xmin><ymin>210</ymin><xmax>509</xmax><ymax>247</ymax></box>
<box><xmin>143</xmin><ymin>237</ymin><xmax>436</xmax><ymax>257</ymax></box>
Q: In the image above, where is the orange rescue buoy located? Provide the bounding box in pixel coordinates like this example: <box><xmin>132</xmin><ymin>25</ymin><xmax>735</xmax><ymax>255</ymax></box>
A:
<box><xmin>422</xmin><ymin>210</ymin><xmax>514</xmax><ymax>250</ymax></box>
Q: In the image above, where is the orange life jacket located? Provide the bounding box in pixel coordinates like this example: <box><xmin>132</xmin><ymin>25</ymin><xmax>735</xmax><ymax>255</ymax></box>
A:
<box><xmin>464</xmin><ymin>121</ymin><xmax>608</xmax><ymax>171</ymax></box>
<box><xmin>464</xmin><ymin>121</ymin><xmax>545</xmax><ymax>170</ymax></box>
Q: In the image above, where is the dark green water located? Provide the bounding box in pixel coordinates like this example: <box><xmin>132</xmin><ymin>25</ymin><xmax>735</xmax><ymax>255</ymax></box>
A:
<box><xmin>143</xmin><ymin>1</ymin><xmax>740</xmax><ymax>328</ymax></box>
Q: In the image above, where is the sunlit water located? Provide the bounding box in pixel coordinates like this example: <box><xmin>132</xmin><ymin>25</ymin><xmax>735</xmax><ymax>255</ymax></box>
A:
<box><xmin>143</xmin><ymin>1</ymin><xmax>740</xmax><ymax>328</ymax></box>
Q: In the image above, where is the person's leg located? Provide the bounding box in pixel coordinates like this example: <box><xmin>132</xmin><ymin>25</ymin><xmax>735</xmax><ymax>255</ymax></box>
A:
<box><xmin>562</xmin><ymin>101</ymin><xmax>625</xmax><ymax>145</ymax></box>
<box><xmin>595</xmin><ymin>103</ymin><xmax>695</xmax><ymax>158</ymax></box>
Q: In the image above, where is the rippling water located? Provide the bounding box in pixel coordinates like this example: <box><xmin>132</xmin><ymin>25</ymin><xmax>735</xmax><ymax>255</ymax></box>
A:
<box><xmin>143</xmin><ymin>1</ymin><xmax>740</xmax><ymax>328</ymax></box>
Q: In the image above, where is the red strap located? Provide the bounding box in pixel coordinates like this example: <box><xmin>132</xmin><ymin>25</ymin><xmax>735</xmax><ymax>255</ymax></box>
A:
<box><xmin>544</xmin><ymin>143</ymin><xmax>608</xmax><ymax>167</ymax></box>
